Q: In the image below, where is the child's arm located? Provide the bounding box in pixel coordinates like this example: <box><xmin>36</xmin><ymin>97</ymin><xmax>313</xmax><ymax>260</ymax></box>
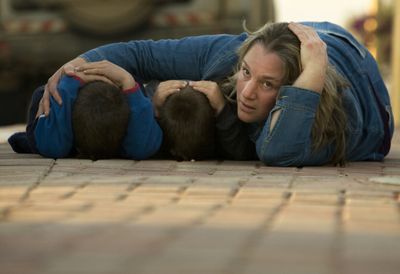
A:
<box><xmin>121</xmin><ymin>84</ymin><xmax>163</xmax><ymax>159</ymax></box>
<box><xmin>34</xmin><ymin>76</ymin><xmax>81</xmax><ymax>158</ymax></box>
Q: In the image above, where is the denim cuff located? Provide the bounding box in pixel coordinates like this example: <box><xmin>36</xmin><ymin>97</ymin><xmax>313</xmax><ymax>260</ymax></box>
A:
<box><xmin>277</xmin><ymin>86</ymin><xmax>321</xmax><ymax>111</ymax></box>
<box><xmin>80</xmin><ymin>49</ymin><xmax>103</xmax><ymax>63</ymax></box>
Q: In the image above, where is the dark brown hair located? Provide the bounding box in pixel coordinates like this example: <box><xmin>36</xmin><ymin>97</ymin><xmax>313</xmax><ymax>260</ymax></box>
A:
<box><xmin>72</xmin><ymin>81</ymin><xmax>130</xmax><ymax>160</ymax></box>
<box><xmin>159</xmin><ymin>85</ymin><xmax>215</xmax><ymax>161</ymax></box>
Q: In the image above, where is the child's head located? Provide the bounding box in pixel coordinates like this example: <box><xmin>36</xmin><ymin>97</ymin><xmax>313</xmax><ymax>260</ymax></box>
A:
<box><xmin>158</xmin><ymin>85</ymin><xmax>215</xmax><ymax>161</ymax></box>
<box><xmin>72</xmin><ymin>81</ymin><xmax>130</xmax><ymax>160</ymax></box>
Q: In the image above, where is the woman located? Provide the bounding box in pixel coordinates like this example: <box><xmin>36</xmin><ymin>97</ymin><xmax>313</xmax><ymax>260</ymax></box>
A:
<box><xmin>40</xmin><ymin>21</ymin><xmax>394</xmax><ymax>166</ymax></box>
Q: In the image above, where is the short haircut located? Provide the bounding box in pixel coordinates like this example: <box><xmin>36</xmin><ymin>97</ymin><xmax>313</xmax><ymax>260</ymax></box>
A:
<box><xmin>72</xmin><ymin>81</ymin><xmax>130</xmax><ymax>160</ymax></box>
<box><xmin>158</xmin><ymin>85</ymin><xmax>215</xmax><ymax>161</ymax></box>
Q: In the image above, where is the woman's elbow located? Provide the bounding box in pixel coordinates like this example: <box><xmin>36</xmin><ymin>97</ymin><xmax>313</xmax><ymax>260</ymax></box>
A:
<box><xmin>257</xmin><ymin>148</ymin><xmax>305</xmax><ymax>167</ymax></box>
<box><xmin>258</xmin><ymin>154</ymin><xmax>297</xmax><ymax>167</ymax></box>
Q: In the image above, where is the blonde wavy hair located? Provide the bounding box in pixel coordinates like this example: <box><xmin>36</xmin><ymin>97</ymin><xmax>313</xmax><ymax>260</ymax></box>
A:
<box><xmin>221</xmin><ymin>22</ymin><xmax>349</xmax><ymax>165</ymax></box>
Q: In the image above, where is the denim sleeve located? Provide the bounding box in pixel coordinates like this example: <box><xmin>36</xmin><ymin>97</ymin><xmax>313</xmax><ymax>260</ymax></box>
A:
<box><xmin>256</xmin><ymin>86</ymin><xmax>334</xmax><ymax>166</ymax></box>
<box><xmin>34</xmin><ymin>77</ymin><xmax>79</xmax><ymax>158</ymax></box>
<box><xmin>121</xmin><ymin>89</ymin><xmax>163</xmax><ymax>160</ymax></box>
<box><xmin>80</xmin><ymin>34</ymin><xmax>244</xmax><ymax>82</ymax></box>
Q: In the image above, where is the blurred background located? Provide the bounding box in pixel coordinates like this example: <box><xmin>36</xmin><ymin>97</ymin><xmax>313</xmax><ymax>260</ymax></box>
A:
<box><xmin>0</xmin><ymin>0</ymin><xmax>398</xmax><ymax>126</ymax></box>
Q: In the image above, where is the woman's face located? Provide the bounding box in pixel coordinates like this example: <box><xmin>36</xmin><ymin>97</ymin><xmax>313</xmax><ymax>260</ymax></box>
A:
<box><xmin>235</xmin><ymin>43</ymin><xmax>284</xmax><ymax>123</ymax></box>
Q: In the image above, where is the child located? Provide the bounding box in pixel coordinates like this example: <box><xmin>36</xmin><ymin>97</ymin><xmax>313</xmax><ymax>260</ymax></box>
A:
<box><xmin>148</xmin><ymin>79</ymin><xmax>256</xmax><ymax>161</ymax></box>
<box><xmin>70</xmin><ymin>80</ymin><xmax>130</xmax><ymax>160</ymax></box>
<box><xmin>157</xmin><ymin>84</ymin><xmax>216</xmax><ymax>161</ymax></box>
<box><xmin>8</xmin><ymin>61</ymin><xmax>162</xmax><ymax>160</ymax></box>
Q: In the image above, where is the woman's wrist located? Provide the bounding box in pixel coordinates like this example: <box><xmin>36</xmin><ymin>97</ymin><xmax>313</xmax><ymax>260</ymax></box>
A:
<box><xmin>123</xmin><ymin>82</ymin><xmax>140</xmax><ymax>94</ymax></box>
<box><xmin>293</xmin><ymin>67</ymin><xmax>326</xmax><ymax>93</ymax></box>
<box><xmin>215</xmin><ymin>100</ymin><xmax>226</xmax><ymax>116</ymax></box>
<box><xmin>121</xmin><ymin>76</ymin><xmax>136</xmax><ymax>91</ymax></box>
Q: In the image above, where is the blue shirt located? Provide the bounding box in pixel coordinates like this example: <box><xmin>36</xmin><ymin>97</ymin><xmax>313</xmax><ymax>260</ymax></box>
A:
<box><xmin>34</xmin><ymin>76</ymin><xmax>162</xmax><ymax>159</ymax></box>
<box><xmin>81</xmin><ymin>21</ymin><xmax>393</xmax><ymax>166</ymax></box>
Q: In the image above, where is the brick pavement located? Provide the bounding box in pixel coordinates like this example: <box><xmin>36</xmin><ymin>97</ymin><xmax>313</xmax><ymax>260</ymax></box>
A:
<box><xmin>0</xmin><ymin>134</ymin><xmax>400</xmax><ymax>274</ymax></box>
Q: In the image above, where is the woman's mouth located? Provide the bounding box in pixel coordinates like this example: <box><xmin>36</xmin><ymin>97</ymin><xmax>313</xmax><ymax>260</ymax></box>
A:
<box><xmin>239</xmin><ymin>100</ymin><xmax>256</xmax><ymax>113</ymax></box>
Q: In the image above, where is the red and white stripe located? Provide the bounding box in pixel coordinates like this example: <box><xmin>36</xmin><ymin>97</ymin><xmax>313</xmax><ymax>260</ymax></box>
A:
<box><xmin>2</xmin><ymin>18</ymin><xmax>67</xmax><ymax>34</ymax></box>
<box><xmin>1</xmin><ymin>11</ymin><xmax>216</xmax><ymax>34</ymax></box>
<box><xmin>150</xmin><ymin>11</ymin><xmax>216</xmax><ymax>27</ymax></box>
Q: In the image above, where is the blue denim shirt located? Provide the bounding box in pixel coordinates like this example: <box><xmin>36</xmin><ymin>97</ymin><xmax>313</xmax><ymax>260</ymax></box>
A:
<box><xmin>81</xmin><ymin>21</ymin><xmax>393</xmax><ymax>166</ymax></box>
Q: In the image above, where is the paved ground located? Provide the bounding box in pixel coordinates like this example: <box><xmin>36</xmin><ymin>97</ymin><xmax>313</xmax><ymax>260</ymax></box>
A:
<box><xmin>0</xmin><ymin>128</ymin><xmax>399</xmax><ymax>274</ymax></box>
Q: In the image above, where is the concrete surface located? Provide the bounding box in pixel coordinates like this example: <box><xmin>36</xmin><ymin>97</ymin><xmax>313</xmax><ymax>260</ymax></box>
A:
<box><xmin>0</xmin><ymin>128</ymin><xmax>399</xmax><ymax>274</ymax></box>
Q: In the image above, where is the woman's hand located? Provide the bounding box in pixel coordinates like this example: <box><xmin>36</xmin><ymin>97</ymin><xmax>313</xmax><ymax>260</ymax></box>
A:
<box><xmin>39</xmin><ymin>57</ymin><xmax>87</xmax><ymax>117</ymax></box>
<box><xmin>189</xmin><ymin>80</ymin><xmax>225</xmax><ymax>115</ymax></box>
<box><xmin>288</xmin><ymin>22</ymin><xmax>327</xmax><ymax>93</ymax></box>
<box><xmin>152</xmin><ymin>80</ymin><xmax>187</xmax><ymax>117</ymax></box>
<box><xmin>75</xmin><ymin>60</ymin><xmax>135</xmax><ymax>90</ymax></box>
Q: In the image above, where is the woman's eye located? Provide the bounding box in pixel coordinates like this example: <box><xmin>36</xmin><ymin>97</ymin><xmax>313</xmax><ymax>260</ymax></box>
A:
<box><xmin>242</xmin><ymin>67</ymin><xmax>250</xmax><ymax>77</ymax></box>
<box><xmin>263</xmin><ymin>81</ymin><xmax>274</xmax><ymax>89</ymax></box>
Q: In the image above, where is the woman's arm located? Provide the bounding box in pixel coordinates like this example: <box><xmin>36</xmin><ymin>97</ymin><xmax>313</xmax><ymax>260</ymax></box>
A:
<box><xmin>256</xmin><ymin>86</ymin><xmax>333</xmax><ymax>166</ymax></box>
<box><xmin>42</xmin><ymin>33</ymin><xmax>245</xmax><ymax>116</ymax></box>
<box><xmin>268</xmin><ymin>22</ymin><xmax>328</xmax><ymax>132</ymax></box>
<box><xmin>40</xmin><ymin>57</ymin><xmax>87</xmax><ymax>116</ymax></box>
<box><xmin>288</xmin><ymin>22</ymin><xmax>327</xmax><ymax>93</ymax></box>
<box><xmin>257</xmin><ymin>23</ymin><xmax>331</xmax><ymax>166</ymax></box>
<box><xmin>80</xmin><ymin>34</ymin><xmax>243</xmax><ymax>82</ymax></box>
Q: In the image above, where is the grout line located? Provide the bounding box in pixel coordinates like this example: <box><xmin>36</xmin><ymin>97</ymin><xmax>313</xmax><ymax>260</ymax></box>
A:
<box><xmin>59</xmin><ymin>181</ymin><xmax>90</xmax><ymax>200</ymax></box>
<box><xmin>329</xmin><ymin>189</ymin><xmax>348</xmax><ymax>274</ymax></box>
<box><xmin>1</xmin><ymin>159</ymin><xmax>56</xmax><ymax>221</ymax></box>
<box><xmin>0</xmin><ymin>206</ymin><xmax>12</xmax><ymax>221</ymax></box>
<box><xmin>226</xmin><ymin>178</ymin><xmax>250</xmax><ymax>205</ymax></box>
<box><xmin>115</xmin><ymin>182</ymin><xmax>142</xmax><ymax>202</ymax></box>
<box><xmin>19</xmin><ymin>159</ymin><xmax>57</xmax><ymax>202</ymax></box>
<box><xmin>394</xmin><ymin>192</ymin><xmax>400</xmax><ymax>220</ymax></box>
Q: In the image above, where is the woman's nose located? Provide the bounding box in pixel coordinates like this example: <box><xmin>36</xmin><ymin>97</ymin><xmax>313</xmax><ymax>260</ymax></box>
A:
<box><xmin>241</xmin><ymin>80</ymin><xmax>257</xmax><ymax>99</ymax></box>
